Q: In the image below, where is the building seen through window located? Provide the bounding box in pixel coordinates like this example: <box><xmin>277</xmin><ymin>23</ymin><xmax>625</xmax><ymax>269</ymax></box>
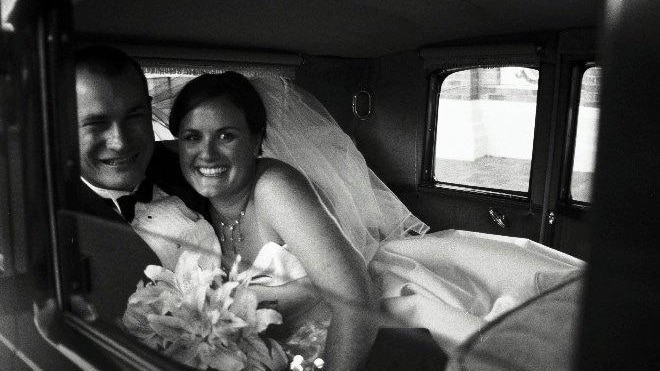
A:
<box><xmin>146</xmin><ymin>74</ymin><xmax>196</xmax><ymax>141</ymax></box>
<box><xmin>570</xmin><ymin>66</ymin><xmax>601</xmax><ymax>203</ymax></box>
<box><xmin>434</xmin><ymin>67</ymin><xmax>539</xmax><ymax>193</ymax></box>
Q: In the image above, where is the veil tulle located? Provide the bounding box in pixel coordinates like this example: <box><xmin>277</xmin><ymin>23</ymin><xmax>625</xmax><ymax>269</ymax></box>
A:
<box><xmin>250</xmin><ymin>76</ymin><xmax>429</xmax><ymax>263</ymax></box>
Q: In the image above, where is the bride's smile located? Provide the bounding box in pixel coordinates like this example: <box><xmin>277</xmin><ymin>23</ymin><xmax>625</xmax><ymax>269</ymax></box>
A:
<box><xmin>197</xmin><ymin>166</ymin><xmax>228</xmax><ymax>177</ymax></box>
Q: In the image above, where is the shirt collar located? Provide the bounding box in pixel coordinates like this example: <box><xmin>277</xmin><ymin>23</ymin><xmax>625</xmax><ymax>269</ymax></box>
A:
<box><xmin>81</xmin><ymin>177</ymin><xmax>141</xmax><ymax>212</ymax></box>
<box><xmin>81</xmin><ymin>176</ymin><xmax>140</xmax><ymax>198</ymax></box>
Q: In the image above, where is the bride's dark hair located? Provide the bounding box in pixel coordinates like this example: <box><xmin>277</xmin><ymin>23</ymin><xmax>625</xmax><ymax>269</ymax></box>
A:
<box><xmin>168</xmin><ymin>72</ymin><xmax>267</xmax><ymax>138</ymax></box>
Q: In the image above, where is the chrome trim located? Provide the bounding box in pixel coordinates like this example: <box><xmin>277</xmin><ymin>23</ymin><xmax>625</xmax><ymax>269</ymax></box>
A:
<box><xmin>488</xmin><ymin>208</ymin><xmax>507</xmax><ymax>229</ymax></box>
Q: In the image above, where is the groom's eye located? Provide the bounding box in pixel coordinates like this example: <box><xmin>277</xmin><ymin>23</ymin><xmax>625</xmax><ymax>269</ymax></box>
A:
<box><xmin>80</xmin><ymin>115</ymin><xmax>110</xmax><ymax>128</ymax></box>
<box><xmin>81</xmin><ymin>120</ymin><xmax>108</xmax><ymax>128</ymax></box>
<box><xmin>125</xmin><ymin>111</ymin><xmax>149</xmax><ymax>123</ymax></box>
<box><xmin>181</xmin><ymin>131</ymin><xmax>201</xmax><ymax>141</ymax></box>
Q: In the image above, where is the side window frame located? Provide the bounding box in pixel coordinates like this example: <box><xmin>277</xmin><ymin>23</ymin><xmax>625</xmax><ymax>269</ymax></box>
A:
<box><xmin>560</xmin><ymin>62</ymin><xmax>600</xmax><ymax>209</ymax></box>
<box><xmin>422</xmin><ymin>63</ymin><xmax>540</xmax><ymax>201</ymax></box>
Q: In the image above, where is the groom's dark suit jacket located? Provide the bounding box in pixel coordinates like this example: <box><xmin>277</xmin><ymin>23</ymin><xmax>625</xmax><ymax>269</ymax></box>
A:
<box><xmin>75</xmin><ymin>141</ymin><xmax>203</xmax><ymax>323</ymax></box>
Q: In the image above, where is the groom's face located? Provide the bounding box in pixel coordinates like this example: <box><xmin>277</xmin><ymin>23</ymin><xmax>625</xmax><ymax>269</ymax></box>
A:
<box><xmin>76</xmin><ymin>68</ymin><xmax>154</xmax><ymax>191</ymax></box>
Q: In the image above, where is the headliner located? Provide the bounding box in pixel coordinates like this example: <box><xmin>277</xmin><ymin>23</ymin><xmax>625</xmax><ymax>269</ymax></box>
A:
<box><xmin>73</xmin><ymin>0</ymin><xmax>603</xmax><ymax>58</ymax></box>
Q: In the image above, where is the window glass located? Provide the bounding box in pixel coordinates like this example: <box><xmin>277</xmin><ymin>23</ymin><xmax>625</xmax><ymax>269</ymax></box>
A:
<box><xmin>434</xmin><ymin>67</ymin><xmax>538</xmax><ymax>193</ymax></box>
<box><xmin>146</xmin><ymin>74</ymin><xmax>196</xmax><ymax>140</ymax></box>
<box><xmin>570</xmin><ymin>66</ymin><xmax>601</xmax><ymax>203</ymax></box>
<box><xmin>144</xmin><ymin>66</ymin><xmax>294</xmax><ymax>141</ymax></box>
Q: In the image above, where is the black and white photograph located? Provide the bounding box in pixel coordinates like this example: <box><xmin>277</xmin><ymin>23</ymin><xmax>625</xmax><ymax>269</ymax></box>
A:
<box><xmin>1</xmin><ymin>1</ymin><xmax>657</xmax><ymax>370</ymax></box>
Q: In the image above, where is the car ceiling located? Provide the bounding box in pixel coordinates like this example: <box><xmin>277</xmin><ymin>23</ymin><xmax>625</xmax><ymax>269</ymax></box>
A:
<box><xmin>73</xmin><ymin>0</ymin><xmax>603</xmax><ymax>58</ymax></box>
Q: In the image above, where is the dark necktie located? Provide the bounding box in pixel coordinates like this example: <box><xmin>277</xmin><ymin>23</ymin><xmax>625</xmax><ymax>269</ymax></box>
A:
<box><xmin>111</xmin><ymin>179</ymin><xmax>154</xmax><ymax>222</ymax></box>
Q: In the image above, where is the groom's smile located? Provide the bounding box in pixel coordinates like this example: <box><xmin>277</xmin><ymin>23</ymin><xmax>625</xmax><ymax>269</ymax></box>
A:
<box><xmin>99</xmin><ymin>153</ymin><xmax>140</xmax><ymax>167</ymax></box>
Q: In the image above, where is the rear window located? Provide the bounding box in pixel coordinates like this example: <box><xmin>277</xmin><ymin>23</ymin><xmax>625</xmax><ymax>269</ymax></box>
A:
<box><xmin>146</xmin><ymin>74</ymin><xmax>196</xmax><ymax>141</ymax></box>
<box><xmin>142</xmin><ymin>64</ymin><xmax>295</xmax><ymax>141</ymax></box>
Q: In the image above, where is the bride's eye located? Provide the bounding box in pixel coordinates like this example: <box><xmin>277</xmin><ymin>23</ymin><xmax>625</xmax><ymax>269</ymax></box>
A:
<box><xmin>217</xmin><ymin>132</ymin><xmax>236</xmax><ymax>141</ymax></box>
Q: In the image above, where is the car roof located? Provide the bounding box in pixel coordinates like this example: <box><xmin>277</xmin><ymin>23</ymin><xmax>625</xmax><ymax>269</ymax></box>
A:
<box><xmin>73</xmin><ymin>0</ymin><xmax>603</xmax><ymax>58</ymax></box>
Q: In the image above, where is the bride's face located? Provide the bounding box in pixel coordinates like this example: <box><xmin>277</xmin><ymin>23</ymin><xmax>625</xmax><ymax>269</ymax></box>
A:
<box><xmin>178</xmin><ymin>96</ymin><xmax>259</xmax><ymax>199</ymax></box>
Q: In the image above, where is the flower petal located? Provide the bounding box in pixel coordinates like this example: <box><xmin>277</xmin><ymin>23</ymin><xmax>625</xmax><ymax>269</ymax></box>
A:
<box><xmin>229</xmin><ymin>283</ymin><xmax>258</xmax><ymax>325</ymax></box>
<box><xmin>144</xmin><ymin>265</ymin><xmax>175</xmax><ymax>285</ymax></box>
<box><xmin>163</xmin><ymin>337</ymin><xmax>202</xmax><ymax>368</ymax></box>
<box><xmin>209</xmin><ymin>281</ymin><xmax>239</xmax><ymax>310</ymax></box>
<box><xmin>254</xmin><ymin>308</ymin><xmax>283</xmax><ymax>333</ymax></box>
<box><xmin>122</xmin><ymin>308</ymin><xmax>154</xmax><ymax>338</ymax></box>
<box><xmin>147</xmin><ymin>314</ymin><xmax>190</xmax><ymax>341</ymax></box>
<box><xmin>211</xmin><ymin>310</ymin><xmax>248</xmax><ymax>342</ymax></box>
<box><xmin>198</xmin><ymin>342</ymin><xmax>246</xmax><ymax>371</ymax></box>
<box><xmin>240</xmin><ymin>335</ymin><xmax>288</xmax><ymax>371</ymax></box>
<box><xmin>127</xmin><ymin>284</ymin><xmax>168</xmax><ymax>305</ymax></box>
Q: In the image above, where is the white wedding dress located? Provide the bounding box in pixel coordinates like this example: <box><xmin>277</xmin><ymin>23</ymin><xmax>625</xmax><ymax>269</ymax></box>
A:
<box><xmin>131</xmin><ymin>74</ymin><xmax>585</xmax><ymax>362</ymax></box>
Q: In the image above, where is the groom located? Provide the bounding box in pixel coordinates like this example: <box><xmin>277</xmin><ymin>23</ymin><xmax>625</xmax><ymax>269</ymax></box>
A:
<box><xmin>74</xmin><ymin>45</ymin><xmax>198</xmax><ymax>322</ymax></box>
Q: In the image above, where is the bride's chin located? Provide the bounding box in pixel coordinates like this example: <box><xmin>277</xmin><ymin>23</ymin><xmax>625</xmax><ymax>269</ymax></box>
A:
<box><xmin>191</xmin><ymin>180</ymin><xmax>224</xmax><ymax>198</ymax></box>
<box><xmin>198</xmin><ymin>188</ymin><xmax>224</xmax><ymax>199</ymax></box>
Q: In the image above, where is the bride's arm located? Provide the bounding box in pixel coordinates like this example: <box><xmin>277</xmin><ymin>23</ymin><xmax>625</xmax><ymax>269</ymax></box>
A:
<box><xmin>249</xmin><ymin>277</ymin><xmax>319</xmax><ymax>318</ymax></box>
<box><xmin>255</xmin><ymin>161</ymin><xmax>379</xmax><ymax>370</ymax></box>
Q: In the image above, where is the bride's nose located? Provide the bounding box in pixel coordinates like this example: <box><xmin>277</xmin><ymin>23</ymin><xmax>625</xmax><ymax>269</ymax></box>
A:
<box><xmin>198</xmin><ymin>139</ymin><xmax>221</xmax><ymax>161</ymax></box>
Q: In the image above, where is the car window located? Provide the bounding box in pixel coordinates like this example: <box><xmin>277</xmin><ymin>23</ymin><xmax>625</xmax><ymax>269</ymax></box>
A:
<box><xmin>570</xmin><ymin>66</ymin><xmax>601</xmax><ymax>203</ymax></box>
<box><xmin>144</xmin><ymin>65</ymin><xmax>293</xmax><ymax>141</ymax></box>
<box><xmin>146</xmin><ymin>74</ymin><xmax>196</xmax><ymax>141</ymax></box>
<box><xmin>433</xmin><ymin>66</ymin><xmax>539</xmax><ymax>194</ymax></box>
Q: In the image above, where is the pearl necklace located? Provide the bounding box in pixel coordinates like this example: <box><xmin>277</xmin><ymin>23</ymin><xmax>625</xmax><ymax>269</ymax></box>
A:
<box><xmin>217</xmin><ymin>209</ymin><xmax>246</xmax><ymax>243</ymax></box>
<box><xmin>212</xmin><ymin>189</ymin><xmax>252</xmax><ymax>257</ymax></box>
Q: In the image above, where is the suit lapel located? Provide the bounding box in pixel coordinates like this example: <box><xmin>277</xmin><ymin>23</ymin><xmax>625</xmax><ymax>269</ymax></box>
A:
<box><xmin>78</xmin><ymin>182</ymin><xmax>125</xmax><ymax>222</ymax></box>
<box><xmin>77</xmin><ymin>181</ymin><xmax>161</xmax><ymax>321</ymax></box>
<box><xmin>75</xmin><ymin>143</ymin><xmax>205</xmax><ymax>321</ymax></box>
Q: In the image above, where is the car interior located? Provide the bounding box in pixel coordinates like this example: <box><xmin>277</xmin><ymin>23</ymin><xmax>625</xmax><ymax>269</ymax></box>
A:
<box><xmin>1</xmin><ymin>0</ymin><xmax>658</xmax><ymax>370</ymax></box>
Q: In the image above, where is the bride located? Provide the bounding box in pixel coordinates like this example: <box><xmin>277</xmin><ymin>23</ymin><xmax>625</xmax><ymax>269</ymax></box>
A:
<box><xmin>164</xmin><ymin>71</ymin><xmax>386</xmax><ymax>370</ymax></box>
<box><xmin>132</xmin><ymin>70</ymin><xmax>545</xmax><ymax>370</ymax></box>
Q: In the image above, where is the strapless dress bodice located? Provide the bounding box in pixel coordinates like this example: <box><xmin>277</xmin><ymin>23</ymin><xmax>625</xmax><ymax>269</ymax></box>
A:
<box><xmin>237</xmin><ymin>242</ymin><xmax>308</xmax><ymax>286</ymax></box>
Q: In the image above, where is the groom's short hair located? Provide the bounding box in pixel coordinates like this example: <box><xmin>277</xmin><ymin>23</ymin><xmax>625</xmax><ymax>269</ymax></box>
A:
<box><xmin>75</xmin><ymin>45</ymin><xmax>149</xmax><ymax>98</ymax></box>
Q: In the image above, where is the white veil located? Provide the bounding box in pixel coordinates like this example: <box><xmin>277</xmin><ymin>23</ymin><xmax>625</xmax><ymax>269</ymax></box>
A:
<box><xmin>251</xmin><ymin>76</ymin><xmax>429</xmax><ymax>263</ymax></box>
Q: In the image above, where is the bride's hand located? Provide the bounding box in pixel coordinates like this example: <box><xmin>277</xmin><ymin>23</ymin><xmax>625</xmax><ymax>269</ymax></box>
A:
<box><xmin>249</xmin><ymin>277</ymin><xmax>319</xmax><ymax>318</ymax></box>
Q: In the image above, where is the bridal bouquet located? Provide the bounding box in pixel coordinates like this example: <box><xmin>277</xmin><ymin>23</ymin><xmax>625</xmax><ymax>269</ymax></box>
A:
<box><xmin>121</xmin><ymin>251</ymin><xmax>288</xmax><ymax>371</ymax></box>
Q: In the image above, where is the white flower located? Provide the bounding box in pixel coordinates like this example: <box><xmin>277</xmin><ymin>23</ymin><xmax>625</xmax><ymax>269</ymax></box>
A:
<box><xmin>122</xmin><ymin>252</ymin><xmax>287</xmax><ymax>370</ymax></box>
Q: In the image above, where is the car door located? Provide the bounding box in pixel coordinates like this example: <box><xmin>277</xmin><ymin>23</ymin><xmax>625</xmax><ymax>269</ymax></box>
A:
<box><xmin>544</xmin><ymin>47</ymin><xmax>600</xmax><ymax>260</ymax></box>
<box><xmin>409</xmin><ymin>33</ymin><xmax>598</xmax><ymax>259</ymax></box>
<box><xmin>414</xmin><ymin>42</ymin><xmax>552</xmax><ymax>242</ymax></box>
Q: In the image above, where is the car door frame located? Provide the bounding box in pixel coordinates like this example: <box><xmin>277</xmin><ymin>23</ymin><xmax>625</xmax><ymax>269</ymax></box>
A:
<box><xmin>539</xmin><ymin>30</ymin><xmax>598</xmax><ymax>259</ymax></box>
<box><xmin>417</xmin><ymin>31</ymin><xmax>598</xmax><ymax>259</ymax></box>
<box><xmin>417</xmin><ymin>39</ymin><xmax>555</xmax><ymax>242</ymax></box>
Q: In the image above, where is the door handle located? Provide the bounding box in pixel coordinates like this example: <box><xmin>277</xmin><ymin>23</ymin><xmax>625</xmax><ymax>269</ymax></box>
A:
<box><xmin>489</xmin><ymin>208</ymin><xmax>507</xmax><ymax>229</ymax></box>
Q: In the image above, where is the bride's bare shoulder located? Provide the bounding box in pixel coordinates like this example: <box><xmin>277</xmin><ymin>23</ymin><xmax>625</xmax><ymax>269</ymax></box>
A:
<box><xmin>253</xmin><ymin>158</ymin><xmax>313</xmax><ymax>201</ymax></box>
